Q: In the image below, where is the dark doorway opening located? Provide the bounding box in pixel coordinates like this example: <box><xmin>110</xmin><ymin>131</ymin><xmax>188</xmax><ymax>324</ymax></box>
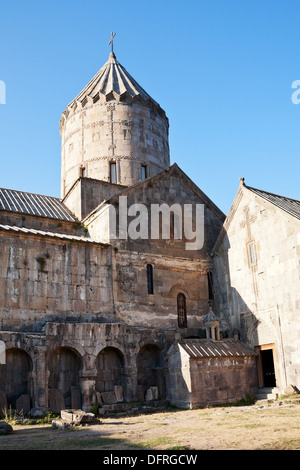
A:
<box><xmin>261</xmin><ymin>349</ymin><xmax>276</xmax><ymax>387</ymax></box>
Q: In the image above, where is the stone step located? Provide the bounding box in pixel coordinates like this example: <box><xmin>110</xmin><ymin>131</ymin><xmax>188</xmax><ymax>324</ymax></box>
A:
<box><xmin>256</xmin><ymin>387</ymin><xmax>280</xmax><ymax>400</ymax></box>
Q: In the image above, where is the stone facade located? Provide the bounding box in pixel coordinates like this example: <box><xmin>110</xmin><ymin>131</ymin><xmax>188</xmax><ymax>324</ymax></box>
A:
<box><xmin>1</xmin><ymin>48</ymin><xmax>297</xmax><ymax>415</ymax></box>
<box><xmin>167</xmin><ymin>339</ymin><xmax>258</xmax><ymax>408</ymax></box>
<box><xmin>212</xmin><ymin>179</ymin><xmax>300</xmax><ymax>393</ymax></box>
<box><xmin>0</xmin><ymin>50</ymin><xmax>230</xmax><ymax>413</ymax></box>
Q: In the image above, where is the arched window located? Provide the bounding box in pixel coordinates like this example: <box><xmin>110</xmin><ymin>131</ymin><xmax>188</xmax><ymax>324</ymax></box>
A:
<box><xmin>147</xmin><ymin>264</ymin><xmax>153</xmax><ymax>294</ymax></box>
<box><xmin>177</xmin><ymin>293</ymin><xmax>187</xmax><ymax>328</ymax></box>
<box><xmin>207</xmin><ymin>271</ymin><xmax>214</xmax><ymax>301</ymax></box>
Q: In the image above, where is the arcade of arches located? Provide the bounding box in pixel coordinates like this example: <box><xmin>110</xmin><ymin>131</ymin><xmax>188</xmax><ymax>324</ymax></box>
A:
<box><xmin>0</xmin><ymin>334</ymin><xmax>166</xmax><ymax>413</ymax></box>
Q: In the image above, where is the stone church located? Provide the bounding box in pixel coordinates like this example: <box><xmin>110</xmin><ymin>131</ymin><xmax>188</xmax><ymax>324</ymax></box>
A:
<box><xmin>0</xmin><ymin>40</ymin><xmax>299</xmax><ymax>415</ymax></box>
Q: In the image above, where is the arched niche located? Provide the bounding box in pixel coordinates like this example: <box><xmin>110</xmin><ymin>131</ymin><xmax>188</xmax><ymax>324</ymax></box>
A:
<box><xmin>0</xmin><ymin>348</ymin><xmax>33</xmax><ymax>409</ymax></box>
<box><xmin>48</xmin><ymin>347</ymin><xmax>82</xmax><ymax>409</ymax></box>
<box><xmin>96</xmin><ymin>347</ymin><xmax>125</xmax><ymax>395</ymax></box>
<box><xmin>136</xmin><ymin>344</ymin><xmax>165</xmax><ymax>400</ymax></box>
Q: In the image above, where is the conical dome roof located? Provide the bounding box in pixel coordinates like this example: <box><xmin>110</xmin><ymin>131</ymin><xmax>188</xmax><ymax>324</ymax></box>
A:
<box><xmin>68</xmin><ymin>52</ymin><xmax>161</xmax><ymax>110</ymax></box>
<box><xmin>60</xmin><ymin>43</ymin><xmax>170</xmax><ymax>197</ymax></box>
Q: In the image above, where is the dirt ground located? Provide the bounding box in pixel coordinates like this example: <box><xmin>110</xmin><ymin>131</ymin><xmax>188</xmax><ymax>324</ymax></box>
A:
<box><xmin>1</xmin><ymin>398</ymin><xmax>300</xmax><ymax>451</ymax></box>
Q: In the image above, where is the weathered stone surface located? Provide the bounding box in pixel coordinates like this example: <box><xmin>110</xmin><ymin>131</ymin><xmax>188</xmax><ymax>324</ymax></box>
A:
<box><xmin>145</xmin><ymin>388</ymin><xmax>154</xmax><ymax>401</ymax></box>
<box><xmin>0</xmin><ymin>421</ymin><xmax>13</xmax><ymax>435</ymax></box>
<box><xmin>48</xmin><ymin>389</ymin><xmax>65</xmax><ymax>413</ymax></box>
<box><xmin>114</xmin><ymin>385</ymin><xmax>123</xmax><ymax>402</ymax></box>
<box><xmin>100</xmin><ymin>391</ymin><xmax>117</xmax><ymax>404</ymax></box>
<box><xmin>71</xmin><ymin>387</ymin><xmax>81</xmax><ymax>409</ymax></box>
<box><xmin>284</xmin><ymin>385</ymin><xmax>299</xmax><ymax>395</ymax></box>
<box><xmin>16</xmin><ymin>394</ymin><xmax>31</xmax><ymax>415</ymax></box>
<box><xmin>145</xmin><ymin>386</ymin><xmax>159</xmax><ymax>402</ymax></box>
<box><xmin>213</xmin><ymin>181</ymin><xmax>300</xmax><ymax>394</ymax></box>
<box><xmin>167</xmin><ymin>339</ymin><xmax>257</xmax><ymax>409</ymax></box>
<box><xmin>60</xmin><ymin>409</ymin><xmax>95</xmax><ymax>425</ymax></box>
<box><xmin>52</xmin><ymin>419</ymin><xmax>70</xmax><ymax>430</ymax></box>
<box><xmin>136</xmin><ymin>386</ymin><xmax>144</xmax><ymax>402</ymax></box>
<box><xmin>0</xmin><ymin>390</ymin><xmax>8</xmax><ymax>416</ymax></box>
<box><xmin>95</xmin><ymin>392</ymin><xmax>103</xmax><ymax>405</ymax></box>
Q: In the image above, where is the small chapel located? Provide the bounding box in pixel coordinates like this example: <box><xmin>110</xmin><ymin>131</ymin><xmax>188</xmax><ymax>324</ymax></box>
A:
<box><xmin>0</xmin><ymin>36</ymin><xmax>299</xmax><ymax>415</ymax></box>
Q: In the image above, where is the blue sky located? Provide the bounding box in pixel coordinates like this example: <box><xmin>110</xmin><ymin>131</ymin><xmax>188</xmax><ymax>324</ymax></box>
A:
<box><xmin>0</xmin><ymin>0</ymin><xmax>299</xmax><ymax>214</ymax></box>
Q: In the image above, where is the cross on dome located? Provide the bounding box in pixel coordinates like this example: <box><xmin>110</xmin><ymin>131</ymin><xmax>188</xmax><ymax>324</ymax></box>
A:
<box><xmin>109</xmin><ymin>32</ymin><xmax>116</xmax><ymax>54</ymax></box>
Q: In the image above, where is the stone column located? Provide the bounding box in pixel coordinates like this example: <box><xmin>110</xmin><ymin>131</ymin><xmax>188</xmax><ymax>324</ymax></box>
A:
<box><xmin>32</xmin><ymin>346</ymin><xmax>47</xmax><ymax>415</ymax></box>
<box><xmin>79</xmin><ymin>371</ymin><xmax>97</xmax><ymax>412</ymax></box>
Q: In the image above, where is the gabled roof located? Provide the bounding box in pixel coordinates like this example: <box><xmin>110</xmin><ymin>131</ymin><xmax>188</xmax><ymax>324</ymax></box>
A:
<box><xmin>0</xmin><ymin>187</ymin><xmax>76</xmax><ymax>222</ymax></box>
<box><xmin>246</xmin><ymin>185</ymin><xmax>300</xmax><ymax>220</ymax></box>
<box><xmin>212</xmin><ymin>179</ymin><xmax>300</xmax><ymax>253</ymax></box>
<box><xmin>83</xmin><ymin>163</ymin><xmax>226</xmax><ymax>223</ymax></box>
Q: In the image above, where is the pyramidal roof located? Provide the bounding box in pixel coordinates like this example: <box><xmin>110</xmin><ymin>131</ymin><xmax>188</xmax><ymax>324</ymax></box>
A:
<box><xmin>67</xmin><ymin>51</ymin><xmax>161</xmax><ymax>110</ymax></box>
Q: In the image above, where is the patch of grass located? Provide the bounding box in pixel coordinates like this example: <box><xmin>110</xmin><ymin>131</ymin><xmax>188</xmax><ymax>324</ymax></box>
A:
<box><xmin>231</xmin><ymin>394</ymin><xmax>255</xmax><ymax>406</ymax></box>
<box><xmin>166</xmin><ymin>445</ymin><xmax>191</xmax><ymax>450</ymax></box>
<box><xmin>134</xmin><ymin>437</ymin><xmax>176</xmax><ymax>449</ymax></box>
<box><xmin>1</xmin><ymin>408</ymin><xmax>59</xmax><ymax>426</ymax></box>
<box><xmin>0</xmin><ymin>434</ymin><xmax>128</xmax><ymax>451</ymax></box>
<box><xmin>244</xmin><ymin>423</ymin><xmax>266</xmax><ymax>429</ymax></box>
<box><xmin>257</xmin><ymin>438</ymin><xmax>300</xmax><ymax>450</ymax></box>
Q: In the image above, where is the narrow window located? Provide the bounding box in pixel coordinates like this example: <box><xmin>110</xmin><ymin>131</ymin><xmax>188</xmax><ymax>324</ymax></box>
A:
<box><xmin>177</xmin><ymin>293</ymin><xmax>187</xmax><ymax>328</ymax></box>
<box><xmin>248</xmin><ymin>242</ymin><xmax>256</xmax><ymax>265</ymax></box>
<box><xmin>110</xmin><ymin>162</ymin><xmax>117</xmax><ymax>184</ymax></box>
<box><xmin>207</xmin><ymin>271</ymin><xmax>214</xmax><ymax>301</ymax></box>
<box><xmin>141</xmin><ymin>165</ymin><xmax>148</xmax><ymax>181</ymax></box>
<box><xmin>170</xmin><ymin>212</ymin><xmax>175</xmax><ymax>239</ymax></box>
<box><xmin>81</xmin><ymin>167</ymin><xmax>86</xmax><ymax>177</ymax></box>
<box><xmin>147</xmin><ymin>264</ymin><xmax>153</xmax><ymax>294</ymax></box>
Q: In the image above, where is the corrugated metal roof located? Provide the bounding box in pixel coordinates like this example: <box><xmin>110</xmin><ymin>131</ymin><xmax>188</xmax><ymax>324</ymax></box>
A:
<box><xmin>0</xmin><ymin>188</ymin><xmax>76</xmax><ymax>221</ymax></box>
<box><xmin>179</xmin><ymin>338</ymin><xmax>256</xmax><ymax>358</ymax></box>
<box><xmin>0</xmin><ymin>223</ymin><xmax>107</xmax><ymax>245</ymax></box>
<box><xmin>247</xmin><ymin>186</ymin><xmax>300</xmax><ymax>220</ymax></box>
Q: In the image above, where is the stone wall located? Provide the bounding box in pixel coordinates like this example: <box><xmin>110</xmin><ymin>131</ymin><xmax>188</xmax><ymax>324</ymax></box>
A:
<box><xmin>82</xmin><ymin>166</ymin><xmax>225</xmax><ymax>330</ymax></box>
<box><xmin>0</xmin><ymin>231</ymin><xmax>114</xmax><ymax>332</ymax></box>
<box><xmin>0</xmin><ymin>323</ymin><xmax>175</xmax><ymax>413</ymax></box>
<box><xmin>62</xmin><ymin>177</ymin><xmax>127</xmax><ymax>221</ymax></box>
<box><xmin>0</xmin><ymin>210</ymin><xmax>79</xmax><ymax>236</ymax></box>
<box><xmin>189</xmin><ymin>355</ymin><xmax>258</xmax><ymax>408</ymax></box>
<box><xmin>167</xmin><ymin>341</ymin><xmax>258</xmax><ymax>409</ymax></box>
<box><xmin>60</xmin><ymin>100</ymin><xmax>170</xmax><ymax>197</ymax></box>
<box><xmin>212</xmin><ymin>184</ymin><xmax>300</xmax><ymax>391</ymax></box>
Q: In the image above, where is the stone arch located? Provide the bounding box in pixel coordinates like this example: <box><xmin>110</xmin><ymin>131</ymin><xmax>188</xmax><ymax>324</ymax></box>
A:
<box><xmin>247</xmin><ymin>311</ymin><xmax>279</xmax><ymax>347</ymax></box>
<box><xmin>48</xmin><ymin>346</ymin><xmax>83</xmax><ymax>409</ymax></box>
<box><xmin>168</xmin><ymin>284</ymin><xmax>191</xmax><ymax>299</ymax></box>
<box><xmin>136</xmin><ymin>344</ymin><xmax>165</xmax><ymax>400</ymax></box>
<box><xmin>96</xmin><ymin>347</ymin><xmax>125</xmax><ymax>396</ymax></box>
<box><xmin>0</xmin><ymin>348</ymin><xmax>33</xmax><ymax>410</ymax></box>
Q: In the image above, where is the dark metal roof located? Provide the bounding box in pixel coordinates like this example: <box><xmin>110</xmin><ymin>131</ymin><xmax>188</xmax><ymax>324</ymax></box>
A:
<box><xmin>0</xmin><ymin>188</ymin><xmax>76</xmax><ymax>222</ymax></box>
<box><xmin>246</xmin><ymin>186</ymin><xmax>300</xmax><ymax>220</ymax></box>
<box><xmin>179</xmin><ymin>338</ymin><xmax>257</xmax><ymax>358</ymax></box>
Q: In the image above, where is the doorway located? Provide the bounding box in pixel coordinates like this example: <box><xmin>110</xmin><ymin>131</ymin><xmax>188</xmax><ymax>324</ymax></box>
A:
<box><xmin>261</xmin><ymin>349</ymin><xmax>276</xmax><ymax>387</ymax></box>
<box><xmin>256</xmin><ymin>344</ymin><xmax>276</xmax><ymax>388</ymax></box>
